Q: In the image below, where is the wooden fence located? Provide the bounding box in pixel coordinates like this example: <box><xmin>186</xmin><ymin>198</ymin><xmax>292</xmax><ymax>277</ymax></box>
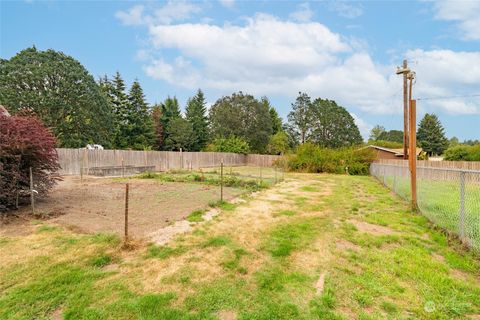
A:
<box><xmin>375</xmin><ymin>159</ymin><xmax>480</xmax><ymax>182</ymax></box>
<box><xmin>56</xmin><ymin>149</ymin><xmax>282</xmax><ymax>175</ymax></box>
<box><xmin>376</xmin><ymin>159</ymin><xmax>480</xmax><ymax>171</ymax></box>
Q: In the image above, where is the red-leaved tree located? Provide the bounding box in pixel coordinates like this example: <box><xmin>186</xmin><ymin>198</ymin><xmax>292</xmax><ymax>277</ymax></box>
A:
<box><xmin>0</xmin><ymin>112</ymin><xmax>60</xmax><ymax>212</ymax></box>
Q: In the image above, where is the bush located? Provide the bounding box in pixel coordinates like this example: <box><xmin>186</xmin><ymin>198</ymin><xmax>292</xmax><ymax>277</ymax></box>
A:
<box><xmin>0</xmin><ymin>112</ymin><xmax>60</xmax><ymax>211</ymax></box>
<box><xmin>367</xmin><ymin>140</ymin><xmax>403</xmax><ymax>149</ymax></box>
<box><xmin>205</xmin><ymin>136</ymin><xmax>251</xmax><ymax>154</ymax></box>
<box><xmin>285</xmin><ymin>143</ymin><xmax>375</xmax><ymax>175</ymax></box>
<box><xmin>444</xmin><ymin>145</ymin><xmax>480</xmax><ymax>161</ymax></box>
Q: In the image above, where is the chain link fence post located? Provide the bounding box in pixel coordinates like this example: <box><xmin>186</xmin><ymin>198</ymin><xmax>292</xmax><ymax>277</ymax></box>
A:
<box><xmin>459</xmin><ymin>171</ymin><xmax>465</xmax><ymax>240</ymax></box>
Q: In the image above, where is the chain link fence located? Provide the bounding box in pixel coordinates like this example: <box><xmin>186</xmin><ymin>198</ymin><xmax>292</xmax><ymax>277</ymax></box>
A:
<box><xmin>370</xmin><ymin>162</ymin><xmax>480</xmax><ymax>253</ymax></box>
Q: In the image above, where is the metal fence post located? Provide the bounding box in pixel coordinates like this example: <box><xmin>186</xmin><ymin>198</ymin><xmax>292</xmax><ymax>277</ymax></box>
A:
<box><xmin>29</xmin><ymin>167</ymin><xmax>35</xmax><ymax>215</ymax></box>
<box><xmin>459</xmin><ymin>171</ymin><xmax>465</xmax><ymax>239</ymax></box>
<box><xmin>220</xmin><ymin>159</ymin><xmax>224</xmax><ymax>202</ymax></box>
<box><xmin>124</xmin><ymin>183</ymin><xmax>129</xmax><ymax>244</ymax></box>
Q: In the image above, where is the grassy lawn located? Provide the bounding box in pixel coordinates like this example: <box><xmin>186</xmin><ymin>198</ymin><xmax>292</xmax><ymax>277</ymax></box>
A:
<box><xmin>382</xmin><ymin>174</ymin><xmax>480</xmax><ymax>252</ymax></box>
<box><xmin>1</xmin><ymin>174</ymin><xmax>479</xmax><ymax>319</ymax></box>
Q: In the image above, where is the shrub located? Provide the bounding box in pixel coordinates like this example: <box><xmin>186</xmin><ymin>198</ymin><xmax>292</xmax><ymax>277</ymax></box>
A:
<box><xmin>444</xmin><ymin>145</ymin><xmax>480</xmax><ymax>161</ymax></box>
<box><xmin>205</xmin><ymin>136</ymin><xmax>250</xmax><ymax>154</ymax></box>
<box><xmin>285</xmin><ymin>143</ymin><xmax>375</xmax><ymax>175</ymax></box>
<box><xmin>0</xmin><ymin>112</ymin><xmax>60</xmax><ymax>211</ymax></box>
<box><xmin>367</xmin><ymin>140</ymin><xmax>403</xmax><ymax>149</ymax></box>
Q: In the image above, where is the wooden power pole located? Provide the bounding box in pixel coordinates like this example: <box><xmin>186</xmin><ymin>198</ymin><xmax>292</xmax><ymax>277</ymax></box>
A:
<box><xmin>402</xmin><ymin>60</ymin><xmax>409</xmax><ymax>159</ymax></box>
<box><xmin>409</xmin><ymin>100</ymin><xmax>417</xmax><ymax>210</ymax></box>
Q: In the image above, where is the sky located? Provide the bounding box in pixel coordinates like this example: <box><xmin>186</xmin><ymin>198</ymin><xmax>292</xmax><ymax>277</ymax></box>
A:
<box><xmin>1</xmin><ymin>0</ymin><xmax>479</xmax><ymax>140</ymax></box>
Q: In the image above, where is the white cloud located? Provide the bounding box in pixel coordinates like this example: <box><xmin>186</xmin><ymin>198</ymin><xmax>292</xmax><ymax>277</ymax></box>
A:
<box><xmin>432</xmin><ymin>0</ymin><xmax>480</xmax><ymax>40</ymax></box>
<box><xmin>115</xmin><ymin>5</ymin><xmax>145</xmax><ymax>26</ymax></box>
<box><xmin>350</xmin><ymin>113</ymin><xmax>372</xmax><ymax>140</ymax></box>
<box><xmin>219</xmin><ymin>0</ymin><xmax>235</xmax><ymax>8</ymax></box>
<box><xmin>328</xmin><ymin>1</ymin><xmax>363</xmax><ymax>19</ymax></box>
<box><xmin>117</xmin><ymin>7</ymin><xmax>480</xmax><ymax>116</ymax></box>
<box><xmin>289</xmin><ymin>3</ymin><xmax>314</xmax><ymax>22</ymax></box>
<box><xmin>405</xmin><ymin>49</ymin><xmax>480</xmax><ymax>114</ymax></box>
<box><xmin>115</xmin><ymin>1</ymin><xmax>201</xmax><ymax>26</ymax></box>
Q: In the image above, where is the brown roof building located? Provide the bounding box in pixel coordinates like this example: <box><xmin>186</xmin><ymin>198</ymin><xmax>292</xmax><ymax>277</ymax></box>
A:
<box><xmin>368</xmin><ymin>145</ymin><xmax>422</xmax><ymax>160</ymax></box>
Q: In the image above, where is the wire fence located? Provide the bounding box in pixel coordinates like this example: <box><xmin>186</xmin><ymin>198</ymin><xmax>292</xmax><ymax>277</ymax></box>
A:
<box><xmin>19</xmin><ymin>164</ymin><xmax>286</xmax><ymax>242</ymax></box>
<box><xmin>370</xmin><ymin>162</ymin><xmax>480</xmax><ymax>252</ymax></box>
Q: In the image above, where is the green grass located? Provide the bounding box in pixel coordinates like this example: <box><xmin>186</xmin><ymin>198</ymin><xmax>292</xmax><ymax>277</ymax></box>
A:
<box><xmin>273</xmin><ymin>209</ymin><xmax>297</xmax><ymax>217</ymax></box>
<box><xmin>263</xmin><ymin>218</ymin><xmax>325</xmax><ymax>258</ymax></box>
<box><xmin>135</xmin><ymin>169</ymin><xmax>270</xmax><ymax>191</ymax></box>
<box><xmin>380</xmin><ymin>173</ymin><xmax>480</xmax><ymax>252</ymax></box>
<box><xmin>147</xmin><ymin>245</ymin><xmax>188</xmax><ymax>260</ymax></box>
<box><xmin>0</xmin><ymin>173</ymin><xmax>479</xmax><ymax>319</ymax></box>
<box><xmin>186</xmin><ymin>210</ymin><xmax>205</xmax><ymax>223</ymax></box>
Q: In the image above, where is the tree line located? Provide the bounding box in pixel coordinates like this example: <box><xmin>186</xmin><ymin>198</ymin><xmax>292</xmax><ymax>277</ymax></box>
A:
<box><xmin>0</xmin><ymin>47</ymin><xmax>363</xmax><ymax>154</ymax></box>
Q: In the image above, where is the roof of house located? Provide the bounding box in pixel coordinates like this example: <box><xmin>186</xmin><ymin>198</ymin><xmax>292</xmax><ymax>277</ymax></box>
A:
<box><xmin>368</xmin><ymin>145</ymin><xmax>422</xmax><ymax>156</ymax></box>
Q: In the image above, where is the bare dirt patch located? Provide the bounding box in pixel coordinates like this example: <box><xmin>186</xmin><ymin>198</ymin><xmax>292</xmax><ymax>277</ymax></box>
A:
<box><xmin>217</xmin><ymin>310</ymin><xmax>237</xmax><ymax>320</ymax></box>
<box><xmin>2</xmin><ymin>176</ymin><xmax>241</xmax><ymax>238</ymax></box>
<box><xmin>315</xmin><ymin>272</ymin><xmax>327</xmax><ymax>295</ymax></box>
<box><xmin>336</xmin><ymin>239</ymin><xmax>361</xmax><ymax>252</ymax></box>
<box><xmin>350</xmin><ymin>220</ymin><xmax>398</xmax><ymax>236</ymax></box>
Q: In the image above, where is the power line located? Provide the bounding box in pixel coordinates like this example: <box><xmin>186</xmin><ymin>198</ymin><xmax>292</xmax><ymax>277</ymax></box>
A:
<box><xmin>417</xmin><ymin>94</ymin><xmax>480</xmax><ymax>101</ymax></box>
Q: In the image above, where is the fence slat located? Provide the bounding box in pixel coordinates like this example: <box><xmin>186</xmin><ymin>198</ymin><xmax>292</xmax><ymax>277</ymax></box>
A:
<box><xmin>55</xmin><ymin>149</ymin><xmax>281</xmax><ymax>175</ymax></box>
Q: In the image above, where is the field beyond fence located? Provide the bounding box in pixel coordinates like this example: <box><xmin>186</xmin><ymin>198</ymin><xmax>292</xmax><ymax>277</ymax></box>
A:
<box><xmin>56</xmin><ymin>148</ymin><xmax>281</xmax><ymax>175</ymax></box>
<box><xmin>371</xmin><ymin>159</ymin><xmax>480</xmax><ymax>252</ymax></box>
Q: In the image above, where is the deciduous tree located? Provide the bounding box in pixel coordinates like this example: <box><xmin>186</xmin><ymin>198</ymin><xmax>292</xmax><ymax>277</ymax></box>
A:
<box><xmin>0</xmin><ymin>111</ymin><xmax>60</xmax><ymax>211</ymax></box>
<box><xmin>209</xmin><ymin>92</ymin><xmax>272</xmax><ymax>153</ymax></box>
<box><xmin>308</xmin><ymin>98</ymin><xmax>362</xmax><ymax>148</ymax></box>
<box><xmin>0</xmin><ymin>47</ymin><xmax>113</xmax><ymax>147</ymax></box>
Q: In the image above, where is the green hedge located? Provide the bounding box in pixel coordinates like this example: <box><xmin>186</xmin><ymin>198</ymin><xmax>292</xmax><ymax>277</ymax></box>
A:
<box><xmin>444</xmin><ymin>145</ymin><xmax>480</xmax><ymax>161</ymax></box>
<box><xmin>285</xmin><ymin>143</ymin><xmax>375</xmax><ymax>175</ymax></box>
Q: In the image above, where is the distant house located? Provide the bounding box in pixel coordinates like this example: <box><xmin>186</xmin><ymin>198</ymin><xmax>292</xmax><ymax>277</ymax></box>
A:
<box><xmin>367</xmin><ymin>145</ymin><xmax>422</xmax><ymax>160</ymax></box>
<box><xmin>0</xmin><ymin>105</ymin><xmax>10</xmax><ymax>117</ymax></box>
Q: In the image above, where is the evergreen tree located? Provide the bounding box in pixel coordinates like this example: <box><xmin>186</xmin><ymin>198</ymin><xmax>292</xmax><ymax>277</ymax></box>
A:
<box><xmin>111</xmin><ymin>72</ymin><xmax>130</xmax><ymax>148</ymax></box>
<box><xmin>185</xmin><ymin>89</ymin><xmax>209</xmax><ymax>151</ymax></box>
<box><xmin>160</xmin><ymin>96</ymin><xmax>181</xmax><ymax>150</ymax></box>
<box><xmin>417</xmin><ymin>113</ymin><xmax>449</xmax><ymax>156</ymax></box>
<box><xmin>125</xmin><ymin>80</ymin><xmax>155</xmax><ymax>150</ymax></box>
<box><xmin>151</xmin><ymin>104</ymin><xmax>164</xmax><ymax>150</ymax></box>
<box><xmin>261</xmin><ymin>97</ymin><xmax>283</xmax><ymax>134</ymax></box>
<box><xmin>164</xmin><ymin>117</ymin><xmax>195</xmax><ymax>151</ymax></box>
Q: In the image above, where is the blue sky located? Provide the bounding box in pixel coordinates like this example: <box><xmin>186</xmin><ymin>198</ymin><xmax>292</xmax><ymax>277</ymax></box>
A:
<box><xmin>1</xmin><ymin>0</ymin><xmax>479</xmax><ymax>140</ymax></box>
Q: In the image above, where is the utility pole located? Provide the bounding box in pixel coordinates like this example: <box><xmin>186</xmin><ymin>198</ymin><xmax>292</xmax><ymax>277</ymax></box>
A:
<box><xmin>409</xmin><ymin>100</ymin><xmax>417</xmax><ymax>211</ymax></box>
<box><xmin>396</xmin><ymin>60</ymin><xmax>411</xmax><ymax>160</ymax></box>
